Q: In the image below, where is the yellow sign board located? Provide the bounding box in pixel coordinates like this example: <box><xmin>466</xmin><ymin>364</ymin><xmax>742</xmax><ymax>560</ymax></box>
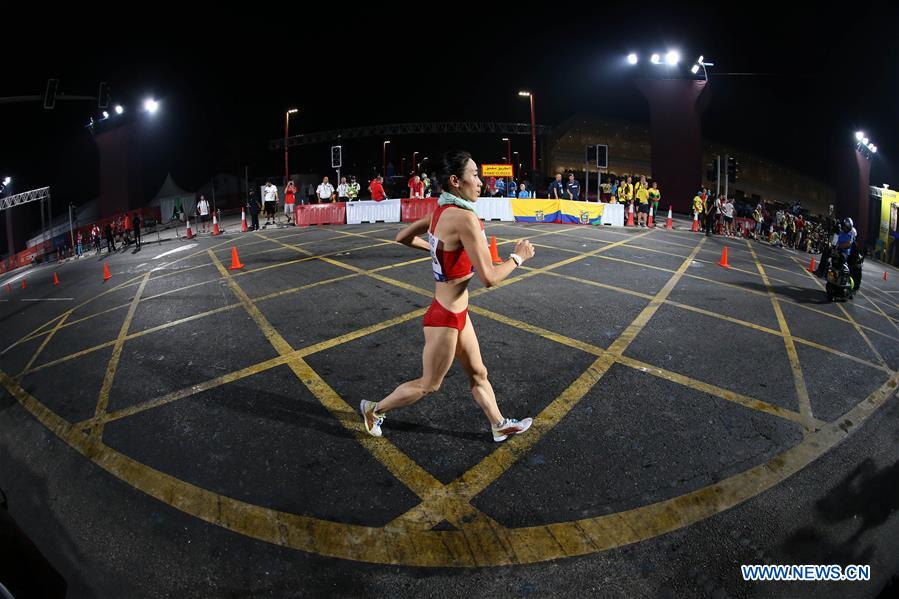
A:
<box><xmin>481</xmin><ymin>164</ymin><xmax>514</xmax><ymax>178</ymax></box>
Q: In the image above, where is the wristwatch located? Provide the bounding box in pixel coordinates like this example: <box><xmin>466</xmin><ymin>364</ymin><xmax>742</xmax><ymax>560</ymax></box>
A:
<box><xmin>510</xmin><ymin>253</ymin><xmax>523</xmax><ymax>266</ymax></box>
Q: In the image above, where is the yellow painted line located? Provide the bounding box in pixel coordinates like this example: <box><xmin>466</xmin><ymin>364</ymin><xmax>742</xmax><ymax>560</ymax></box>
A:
<box><xmin>207</xmin><ymin>248</ymin><xmax>486</xmax><ymax>529</ymax></box>
<box><xmin>78</xmin><ymin>306</ymin><xmax>429</xmax><ymax>430</ymax></box>
<box><xmin>393</xmin><ymin>238</ymin><xmax>707</xmax><ymax>528</ymax></box>
<box><xmin>783</xmin><ymin>254</ymin><xmax>889</xmax><ymax>370</ymax></box>
<box><xmin>18</xmin><ymin>239</ymin><xmax>397</xmax><ymax>346</ymax></box>
<box><xmin>864</xmin><ymin>285</ymin><xmax>899</xmax><ymax>311</ymax></box>
<box><xmin>89</xmin><ymin>272</ymin><xmax>151</xmax><ymax>441</ymax></box>
<box><xmin>468</xmin><ymin>303</ymin><xmax>814</xmax><ymax>425</ymax></box>
<box><xmin>538</xmin><ymin>269</ymin><xmax>892</xmax><ymax>376</ymax></box>
<box><xmin>19</xmin><ymin>250</ymin><xmax>429</xmax><ymax>379</ymax></box>
<box><xmin>14</xmin><ymin>309</ymin><xmax>73</xmax><ymax>379</ymax></box>
<box><xmin>745</xmin><ymin>241</ymin><xmax>814</xmax><ymax>428</ymax></box>
<box><xmin>858</xmin><ymin>291</ymin><xmax>899</xmax><ymax>337</ymax></box>
<box><xmin>4</xmin><ymin>226</ymin><xmax>899</xmax><ymax>565</ymax></box>
<box><xmin>614</xmin><ymin>355</ymin><xmax>820</xmax><ymax>428</ymax></box>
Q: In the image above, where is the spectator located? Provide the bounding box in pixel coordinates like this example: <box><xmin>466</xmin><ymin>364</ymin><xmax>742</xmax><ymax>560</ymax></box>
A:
<box><xmin>621</xmin><ymin>176</ymin><xmax>634</xmax><ymax>210</ymax></box>
<box><xmin>796</xmin><ymin>213</ymin><xmax>806</xmax><ymax>249</ymax></box>
<box><xmin>317</xmin><ymin>176</ymin><xmax>335</xmax><ymax>203</ymax></box>
<box><xmin>692</xmin><ymin>190</ymin><xmax>704</xmax><ymax>227</ymax></box>
<box><xmin>485</xmin><ymin>176</ymin><xmax>496</xmax><ymax>196</ymax></box>
<box><xmin>284</xmin><ymin>180</ymin><xmax>297</xmax><ymax>225</ymax></box>
<box><xmin>753</xmin><ymin>204</ymin><xmax>764</xmax><ymax>240</ymax></box>
<box><xmin>123</xmin><ymin>212</ymin><xmax>133</xmax><ymax>246</ymax></box>
<box><xmin>247</xmin><ymin>187</ymin><xmax>261</xmax><ymax>231</ymax></box>
<box><xmin>347</xmin><ymin>176</ymin><xmax>361</xmax><ymax>201</ymax></box>
<box><xmin>494</xmin><ymin>177</ymin><xmax>506</xmax><ymax>197</ymax></box>
<box><xmin>306</xmin><ymin>182</ymin><xmax>316</xmax><ymax>204</ymax></box>
<box><xmin>132</xmin><ymin>212</ymin><xmax>141</xmax><ymax>249</ymax></box>
<box><xmin>610</xmin><ymin>179</ymin><xmax>620</xmax><ymax>203</ymax></box>
<box><xmin>722</xmin><ymin>196</ymin><xmax>735</xmax><ymax>236</ymax></box>
<box><xmin>634</xmin><ymin>175</ymin><xmax>649</xmax><ymax>226</ymax></box>
<box><xmin>703</xmin><ymin>191</ymin><xmax>715</xmax><ymax>236</ymax></box>
<box><xmin>368</xmin><ymin>175</ymin><xmax>386</xmax><ymax>201</ymax></box>
<box><xmin>408</xmin><ymin>175</ymin><xmax>424</xmax><ymax>199</ymax></box>
<box><xmin>548</xmin><ymin>173</ymin><xmax>565</xmax><ymax>199</ymax></box>
<box><xmin>104</xmin><ymin>222</ymin><xmax>116</xmax><ymax>253</ymax></box>
<box><xmin>262</xmin><ymin>182</ymin><xmax>278</xmax><ymax>227</ymax></box>
<box><xmin>507</xmin><ymin>178</ymin><xmax>517</xmax><ymax>198</ymax></box>
<box><xmin>649</xmin><ymin>181</ymin><xmax>661</xmax><ymax>219</ymax></box>
<box><xmin>92</xmin><ymin>223</ymin><xmax>101</xmax><ymax>255</ymax></box>
<box><xmin>422</xmin><ymin>173</ymin><xmax>431</xmax><ymax>197</ymax></box>
<box><xmin>566</xmin><ymin>173</ymin><xmax>581</xmax><ymax>201</ymax></box>
<box><xmin>517</xmin><ymin>183</ymin><xmax>529</xmax><ymax>198</ymax></box>
<box><xmin>337</xmin><ymin>177</ymin><xmax>350</xmax><ymax>202</ymax></box>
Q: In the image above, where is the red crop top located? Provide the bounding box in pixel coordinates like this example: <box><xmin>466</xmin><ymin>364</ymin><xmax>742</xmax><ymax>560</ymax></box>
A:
<box><xmin>428</xmin><ymin>205</ymin><xmax>487</xmax><ymax>282</ymax></box>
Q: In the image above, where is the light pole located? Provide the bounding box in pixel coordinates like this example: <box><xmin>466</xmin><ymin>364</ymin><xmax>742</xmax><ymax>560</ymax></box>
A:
<box><xmin>501</xmin><ymin>138</ymin><xmax>511</xmax><ymax>165</ymax></box>
<box><xmin>284</xmin><ymin>108</ymin><xmax>298</xmax><ymax>184</ymax></box>
<box><xmin>383</xmin><ymin>140</ymin><xmax>391</xmax><ymax>177</ymax></box>
<box><xmin>412</xmin><ymin>151</ymin><xmax>418</xmax><ymax>174</ymax></box>
<box><xmin>518</xmin><ymin>91</ymin><xmax>536</xmax><ymax>183</ymax></box>
<box><xmin>512</xmin><ymin>151</ymin><xmax>519</xmax><ymax>179</ymax></box>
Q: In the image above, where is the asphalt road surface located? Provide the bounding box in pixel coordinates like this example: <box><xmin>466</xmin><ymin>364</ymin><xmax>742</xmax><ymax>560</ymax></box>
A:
<box><xmin>2</xmin><ymin>220</ymin><xmax>898</xmax><ymax>598</ymax></box>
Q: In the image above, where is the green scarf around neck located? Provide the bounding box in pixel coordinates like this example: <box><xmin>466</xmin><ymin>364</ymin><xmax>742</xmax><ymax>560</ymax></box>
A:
<box><xmin>438</xmin><ymin>191</ymin><xmax>477</xmax><ymax>213</ymax></box>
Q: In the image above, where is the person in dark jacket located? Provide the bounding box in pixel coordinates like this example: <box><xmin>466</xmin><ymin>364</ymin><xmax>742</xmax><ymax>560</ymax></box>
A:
<box><xmin>247</xmin><ymin>189</ymin><xmax>261</xmax><ymax>231</ymax></box>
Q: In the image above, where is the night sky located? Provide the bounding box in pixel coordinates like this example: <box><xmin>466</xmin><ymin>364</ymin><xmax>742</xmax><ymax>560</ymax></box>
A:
<box><xmin>2</xmin><ymin>4</ymin><xmax>897</xmax><ymax>251</ymax></box>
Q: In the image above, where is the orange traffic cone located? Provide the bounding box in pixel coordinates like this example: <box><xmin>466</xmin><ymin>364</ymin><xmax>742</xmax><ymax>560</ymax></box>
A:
<box><xmin>228</xmin><ymin>246</ymin><xmax>244</xmax><ymax>270</ymax></box>
<box><xmin>691</xmin><ymin>211</ymin><xmax>700</xmax><ymax>232</ymax></box>
<box><xmin>103</xmin><ymin>262</ymin><xmax>112</xmax><ymax>281</ymax></box>
<box><xmin>626</xmin><ymin>203</ymin><xmax>635</xmax><ymax>227</ymax></box>
<box><xmin>718</xmin><ymin>246</ymin><xmax>730</xmax><ymax>268</ymax></box>
<box><xmin>884</xmin><ymin>271</ymin><xmax>889</xmax><ymax>281</ymax></box>
<box><xmin>185</xmin><ymin>218</ymin><xmax>193</xmax><ymax>240</ymax></box>
<box><xmin>212</xmin><ymin>213</ymin><xmax>222</xmax><ymax>236</ymax></box>
<box><xmin>53</xmin><ymin>272</ymin><xmax>59</xmax><ymax>285</ymax></box>
<box><xmin>647</xmin><ymin>205</ymin><xmax>655</xmax><ymax>228</ymax></box>
<box><xmin>666</xmin><ymin>206</ymin><xmax>673</xmax><ymax>229</ymax></box>
<box><xmin>808</xmin><ymin>258</ymin><xmax>816</xmax><ymax>273</ymax></box>
<box><xmin>21</xmin><ymin>279</ymin><xmax>26</xmax><ymax>289</ymax></box>
<box><xmin>241</xmin><ymin>208</ymin><xmax>249</xmax><ymax>232</ymax></box>
<box><xmin>489</xmin><ymin>235</ymin><xmax>502</xmax><ymax>264</ymax></box>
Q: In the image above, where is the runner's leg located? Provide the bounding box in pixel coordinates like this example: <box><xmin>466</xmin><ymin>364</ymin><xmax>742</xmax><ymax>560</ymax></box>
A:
<box><xmin>375</xmin><ymin>326</ymin><xmax>457</xmax><ymax>413</ymax></box>
<box><xmin>454</xmin><ymin>316</ymin><xmax>502</xmax><ymax>425</ymax></box>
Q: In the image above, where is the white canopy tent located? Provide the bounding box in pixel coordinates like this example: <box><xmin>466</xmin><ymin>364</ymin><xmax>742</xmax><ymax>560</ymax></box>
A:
<box><xmin>149</xmin><ymin>174</ymin><xmax>195</xmax><ymax>223</ymax></box>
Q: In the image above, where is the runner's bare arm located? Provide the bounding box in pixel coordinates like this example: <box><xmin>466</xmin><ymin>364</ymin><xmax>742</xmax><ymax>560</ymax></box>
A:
<box><xmin>395</xmin><ymin>216</ymin><xmax>431</xmax><ymax>252</ymax></box>
<box><xmin>459</xmin><ymin>212</ymin><xmax>534</xmax><ymax>288</ymax></box>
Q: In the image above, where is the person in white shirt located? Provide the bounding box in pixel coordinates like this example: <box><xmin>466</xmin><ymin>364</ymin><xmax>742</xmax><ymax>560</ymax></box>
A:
<box><xmin>316</xmin><ymin>176</ymin><xmax>335</xmax><ymax>203</ymax></box>
<box><xmin>262</xmin><ymin>181</ymin><xmax>279</xmax><ymax>227</ymax></box>
<box><xmin>196</xmin><ymin>194</ymin><xmax>211</xmax><ymax>233</ymax></box>
<box><xmin>336</xmin><ymin>177</ymin><xmax>349</xmax><ymax>202</ymax></box>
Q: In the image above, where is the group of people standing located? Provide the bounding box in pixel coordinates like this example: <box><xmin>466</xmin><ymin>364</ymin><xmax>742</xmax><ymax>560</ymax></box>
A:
<box><xmin>610</xmin><ymin>175</ymin><xmax>662</xmax><ymax>226</ymax></box>
<box><xmin>81</xmin><ymin>212</ymin><xmax>142</xmax><ymax>256</ymax></box>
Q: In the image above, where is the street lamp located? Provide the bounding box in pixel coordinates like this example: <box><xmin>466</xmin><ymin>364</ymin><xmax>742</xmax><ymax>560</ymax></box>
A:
<box><xmin>383</xmin><ymin>140</ymin><xmax>391</xmax><ymax>177</ymax></box>
<box><xmin>665</xmin><ymin>50</ymin><xmax>680</xmax><ymax>65</ymax></box>
<box><xmin>513</xmin><ymin>151</ymin><xmax>519</xmax><ymax>179</ymax></box>
<box><xmin>627</xmin><ymin>53</ymin><xmax>638</xmax><ymax>65</ymax></box>
<box><xmin>518</xmin><ymin>91</ymin><xmax>537</xmax><ymax>182</ymax></box>
<box><xmin>114</xmin><ymin>104</ymin><xmax>124</xmax><ymax>115</ymax></box>
<box><xmin>650</xmin><ymin>53</ymin><xmax>661</xmax><ymax>64</ymax></box>
<box><xmin>501</xmin><ymin>137</ymin><xmax>511</xmax><ymax>165</ymax></box>
<box><xmin>855</xmin><ymin>131</ymin><xmax>865</xmax><ymax>141</ymax></box>
<box><xmin>412</xmin><ymin>151</ymin><xmax>418</xmax><ymax>174</ymax></box>
<box><xmin>143</xmin><ymin>98</ymin><xmax>158</xmax><ymax>113</ymax></box>
<box><xmin>284</xmin><ymin>108</ymin><xmax>299</xmax><ymax>184</ymax></box>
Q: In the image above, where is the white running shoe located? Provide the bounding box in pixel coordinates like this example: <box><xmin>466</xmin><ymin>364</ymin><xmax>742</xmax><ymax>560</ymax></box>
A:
<box><xmin>360</xmin><ymin>400</ymin><xmax>385</xmax><ymax>437</ymax></box>
<box><xmin>492</xmin><ymin>417</ymin><xmax>533</xmax><ymax>442</ymax></box>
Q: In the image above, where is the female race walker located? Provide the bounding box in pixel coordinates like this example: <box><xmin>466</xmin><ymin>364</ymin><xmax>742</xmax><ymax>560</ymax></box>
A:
<box><xmin>360</xmin><ymin>150</ymin><xmax>536</xmax><ymax>442</ymax></box>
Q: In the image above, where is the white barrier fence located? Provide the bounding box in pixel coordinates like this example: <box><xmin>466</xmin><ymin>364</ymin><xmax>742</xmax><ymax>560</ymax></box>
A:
<box><xmin>346</xmin><ymin>199</ymin><xmax>402</xmax><ymax>224</ymax></box>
